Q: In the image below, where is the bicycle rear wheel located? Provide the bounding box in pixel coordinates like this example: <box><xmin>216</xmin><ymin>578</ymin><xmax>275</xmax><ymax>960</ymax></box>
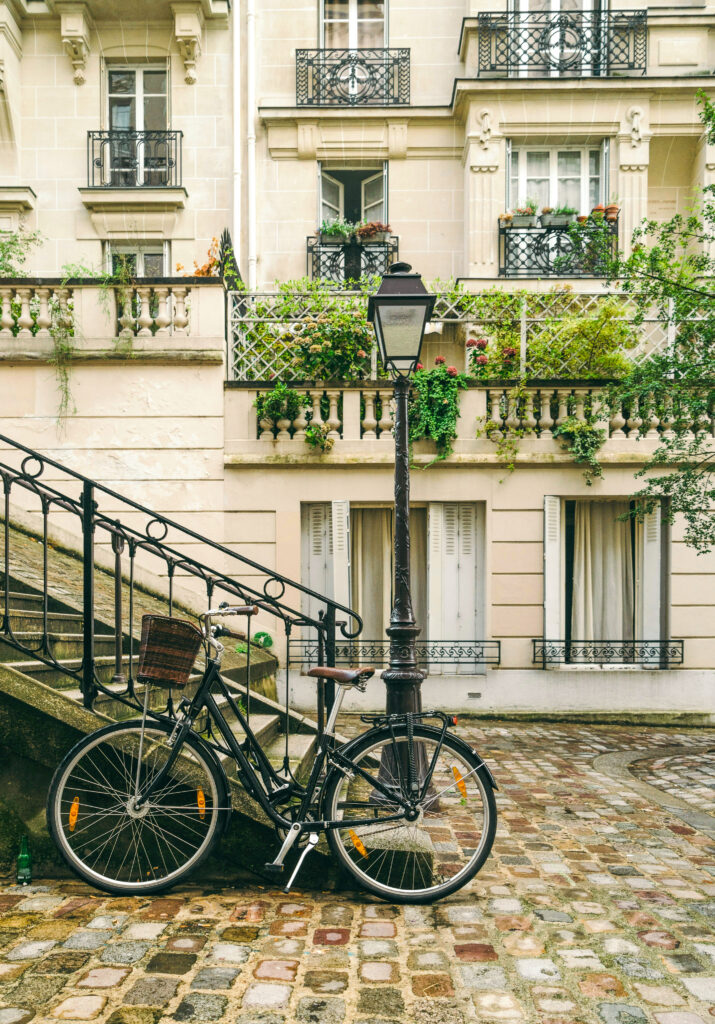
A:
<box><xmin>324</xmin><ymin>724</ymin><xmax>496</xmax><ymax>903</ymax></box>
<box><xmin>47</xmin><ymin>719</ymin><xmax>229</xmax><ymax>895</ymax></box>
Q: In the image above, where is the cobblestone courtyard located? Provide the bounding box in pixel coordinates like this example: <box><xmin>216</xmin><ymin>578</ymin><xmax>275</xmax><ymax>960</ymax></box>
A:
<box><xmin>0</xmin><ymin>720</ymin><xmax>713</xmax><ymax>1024</ymax></box>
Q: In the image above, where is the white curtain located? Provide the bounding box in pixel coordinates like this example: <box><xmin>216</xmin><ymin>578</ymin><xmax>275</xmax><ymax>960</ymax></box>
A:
<box><xmin>351</xmin><ymin>508</ymin><xmax>428</xmax><ymax>644</ymax></box>
<box><xmin>571</xmin><ymin>501</ymin><xmax>634</xmax><ymax>641</ymax></box>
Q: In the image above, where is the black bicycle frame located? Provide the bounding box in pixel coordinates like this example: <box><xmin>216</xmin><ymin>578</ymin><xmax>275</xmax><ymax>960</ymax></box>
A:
<box><xmin>137</xmin><ymin>659</ymin><xmax>416</xmax><ymax>834</ymax></box>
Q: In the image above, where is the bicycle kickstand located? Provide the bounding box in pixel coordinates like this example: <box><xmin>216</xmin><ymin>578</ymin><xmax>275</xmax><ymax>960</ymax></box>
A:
<box><xmin>282</xmin><ymin>833</ymin><xmax>319</xmax><ymax>895</ymax></box>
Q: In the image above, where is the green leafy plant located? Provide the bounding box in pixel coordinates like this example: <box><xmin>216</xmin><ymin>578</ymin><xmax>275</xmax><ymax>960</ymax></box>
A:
<box><xmin>528</xmin><ymin>297</ymin><xmax>637</xmax><ymax>378</ymax></box>
<box><xmin>304</xmin><ymin>421</ymin><xmax>334</xmax><ymax>453</ymax></box>
<box><xmin>254</xmin><ymin>381</ymin><xmax>310</xmax><ymax>423</ymax></box>
<box><xmin>318</xmin><ymin>218</ymin><xmax>358</xmax><ymax>240</ymax></box>
<box><xmin>409</xmin><ymin>361</ymin><xmax>469</xmax><ymax>463</ymax></box>
<box><xmin>553</xmin><ymin>204</ymin><xmax>578</xmax><ymax>216</ymax></box>
<box><xmin>553</xmin><ymin>415</ymin><xmax>606</xmax><ymax>485</ymax></box>
<box><xmin>356</xmin><ymin>221</ymin><xmax>391</xmax><ymax>240</ymax></box>
<box><xmin>293</xmin><ymin>306</ymin><xmax>373</xmax><ymax>380</ymax></box>
<box><xmin>0</xmin><ymin>227</ymin><xmax>42</xmax><ymax>276</ymax></box>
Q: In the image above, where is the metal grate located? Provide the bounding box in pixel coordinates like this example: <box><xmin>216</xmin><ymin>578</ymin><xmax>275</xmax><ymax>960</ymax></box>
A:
<box><xmin>307</xmin><ymin>237</ymin><xmax>399</xmax><ymax>285</ymax></box>
<box><xmin>532</xmin><ymin>639</ymin><xmax>684</xmax><ymax>668</ymax></box>
<box><xmin>499</xmin><ymin>220</ymin><xmax>618</xmax><ymax>278</ymax></box>
<box><xmin>296</xmin><ymin>48</ymin><xmax>410</xmax><ymax>106</ymax></box>
<box><xmin>289</xmin><ymin>639</ymin><xmax>502</xmax><ymax>668</ymax></box>
<box><xmin>87</xmin><ymin>130</ymin><xmax>183</xmax><ymax>188</ymax></box>
<box><xmin>477</xmin><ymin>11</ymin><xmax>647</xmax><ymax>76</ymax></box>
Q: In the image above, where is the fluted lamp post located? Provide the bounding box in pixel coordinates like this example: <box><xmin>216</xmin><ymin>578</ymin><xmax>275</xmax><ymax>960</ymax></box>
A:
<box><xmin>368</xmin><ymin>262</ymin><xmax>436</xmax><ymax>718</ymax></box>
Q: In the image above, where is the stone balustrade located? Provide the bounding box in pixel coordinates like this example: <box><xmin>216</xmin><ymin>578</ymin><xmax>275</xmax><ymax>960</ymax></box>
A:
<box><xmin>256</xmin><ymin>384</ymin><xmax>396</xmax><ymax>442</ymax></box>
<box><xmin>0</xmin><ymin>279</ymin><xmax>224</xmax><ymax>352</ymax></box>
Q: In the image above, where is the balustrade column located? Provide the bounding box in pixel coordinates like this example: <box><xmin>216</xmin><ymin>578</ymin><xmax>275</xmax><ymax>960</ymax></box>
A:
<box><xmin>377</xmin><ymin>388</ymin><xmax>393</xmax><ymax>441</ymax></box>
<box><xmin>292</xmin><ymin>395</ymin><xmax>309</xmax><ymax>439</ymax></box>
<box><xmin>16</xmin><ymin>288</ymin><xmax>33</xmax><ymax>336</ymax></box>
<box><xmin>0</xmin><ymin>289</ymin><xmax>14</xmax><ymax>336</ymax></box>
<box><xmin>171</xmin><ymin>287</ymin><xmax>189</xmax><ymax>335</ymax></box>
<box><xmin>488</xmin><ymin>390</ymin><xmax>504</xmax><ymax>438</ymax></box>
<box><xmin>522</xmin><ymin>390</ymin><xmax>537</xmax><ymax>434</ymax></box>
<box><xmin>361</xmin><ymin>390</ymin><xmax>378</xmax><ymax>439</ymax></box>
<box><xmin>555</xmin><ymin>389</ymin><xmax>570</xmax><ymax>430</ymax></box>
<box><xmin>538</xmin><ymin>388</ymin><xmax>554</xmax><ymax>439</ymax></box>
<box><xmin>626</xmin><ymin>397</ymin><xmax>642</xmax><ymax>438</ymax></box>
<box><xmin>309</xmin><ymin>390</ymin><xmax>325</xmax><ymax>434</ymax></box>
<box><xmin>644</xmin><ymin>392</ymin><xmax>660</xmax><ymax>439</ymax></box>
<box><xmin>325</xmin><ymin>390</ymin><xmax>341</xmax><ymax>439</ymax></box>
<box><xmin>35</xmin><ymin>288</ymin><xmax>51</xmax><ymax>338</ymax></box>
<box><xmin>135</xmin><ymin>287</ymin><xmax>153</xmax><ymax>336</ymax></box>
<box><xmin>153</xmin><ymin>287</ymin><xmax>171</xmax><ymax>335</ymax></box>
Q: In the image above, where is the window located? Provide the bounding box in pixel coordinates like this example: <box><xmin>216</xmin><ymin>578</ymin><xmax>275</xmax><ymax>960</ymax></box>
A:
<box><xmin>106</xmin><ymin>66</ymin><xmax>169</xmax><ymax>187</ymax></box>
<box><xmin>509</xmin><ymin>146</ymin><xmax>602</xmax><ymax>212</ymax></box>
<box><xmin>543</xmin><ymin>496</ymin><xmax>665</xmax><ymax>653</ymax></box>
<box><xmin>108</xmin><ymin>244</ymin><xmax>166</xmax><ymax>277</ymax></box>
<box><xmin>319</xmin><ymin>165</ymin><xmax>387</xmax><ymax>224</ymax></box>
<box><xmin>322</xmin><ymin>0</ymin><xmax>386</xmax><ymax>48</ymax></box>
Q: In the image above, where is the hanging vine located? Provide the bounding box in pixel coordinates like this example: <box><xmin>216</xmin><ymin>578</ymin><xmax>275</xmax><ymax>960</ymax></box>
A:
<box><xmin>409</xmin><ymin>360</ymin><xmax>469</xmax><ymax>464</ymax></box>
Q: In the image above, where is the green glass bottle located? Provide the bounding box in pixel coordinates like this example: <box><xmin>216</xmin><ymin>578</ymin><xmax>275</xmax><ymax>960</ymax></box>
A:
<box><xmin>16</xmin><ymin>835</ymin><xmax>32</xmax><ymax>885</ymax></box>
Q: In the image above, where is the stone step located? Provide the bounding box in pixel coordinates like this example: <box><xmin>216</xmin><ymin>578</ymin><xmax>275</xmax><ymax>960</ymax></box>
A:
<box><xmin>0</xmin><ymin>632</ymin><xmax>119</xmax><ymax>663</ymax></box>
<box><xmin>263</xmin><ymin>730</ymin><xmax>317</xmax><ymax>781</ymax></box>
<box><xmin>6</xmin><ymin>610</ymin><xmax>92</xmax><ymax>635</ymax></box>
<box><xmin>4</xmin><ymin>590</ymin><xmax>44</xmax><ymax>610</ymax></box>
<box><xmin>7</xmin><ymin>654</ymin><xmax>135</xmax><ymax>688</ymax></box>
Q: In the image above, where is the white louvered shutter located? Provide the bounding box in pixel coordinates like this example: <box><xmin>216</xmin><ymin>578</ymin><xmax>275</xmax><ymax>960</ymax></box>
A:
<box><xmin>543</xmin><ymin>496</ymin><xmax>562</xmax><ymax>641</ymax></box>
<box><xmin>428</xmin><ymin>503</ymin><xmax>479</xmax><ymax>675</ymax></box>
<box><xmin>331</xmin><ymin>500</ymin><xmax>351</xmax><ymax>611</ymax></box>
<box><xmin>639</xmin><ymin>505</ymin><xmax>662</xmax><ymax>642</ymax></box>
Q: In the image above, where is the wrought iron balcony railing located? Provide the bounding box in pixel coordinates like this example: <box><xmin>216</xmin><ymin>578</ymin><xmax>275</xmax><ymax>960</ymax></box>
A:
<box><xmin>308</xmin><ymin>235</ymin><xmax>399</xmax><ymax>285</ymax></box>
<box><xmin>296</xmin><ymin>48</ymin><xmax>410</xmax><ymax>106</ymax></box>
<box><xmin>87</xmin><ymin>130</ymin><xmax>183</xmax><ymax>188</ymax></box>
<box><xmin>290</xmin><ymin>639</ymin><xmax>502</xmax><ymax>669</ymax></box>
<box><xmin>477</xmin><ymin>11</ymin><xmax>647</xmax><ymax>76</ymax></box>
<box><xmin>499</xmin><ymin>218</ymin><xmax>618</xmax><ymax>278</ymax></box>
<box><xmin>532</xmin><ymin>640</ymin><xmax>684</xmax><ymax>669</ymax></box>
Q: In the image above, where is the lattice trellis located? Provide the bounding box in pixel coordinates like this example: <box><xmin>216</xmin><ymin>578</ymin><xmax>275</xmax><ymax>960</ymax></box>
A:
<box><xmin>228</xmin><ymin>289</ymin><xmax>675</xmax><ymax>382</ymax></box>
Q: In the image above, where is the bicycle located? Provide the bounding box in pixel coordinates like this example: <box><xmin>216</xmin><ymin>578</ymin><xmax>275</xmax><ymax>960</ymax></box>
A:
<box><xmin>47</xmin><ymin>606</ymin><xmax>498</xmax><ymax>903</ymax></box>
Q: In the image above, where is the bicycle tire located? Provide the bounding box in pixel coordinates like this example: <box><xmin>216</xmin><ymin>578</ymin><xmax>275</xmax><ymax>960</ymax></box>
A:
<box><xmin>323</xmin><ymin>723</ymin><xmax>496</xmax><ymax>903</ymax></box>
<box><xmin>47</xmin><ymin>718</ymin><xmax>230</xmax><ymax>895</ymax></box>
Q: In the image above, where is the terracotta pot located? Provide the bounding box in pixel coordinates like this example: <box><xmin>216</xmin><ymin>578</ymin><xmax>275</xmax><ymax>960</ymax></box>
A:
<box><xmin>576</xmin><ymin>215</ymin><xmax>588</xmax><ymax>224</ymax></box>
<box><xmin>605</xmin><ymin>204</ymin><xmax>620</xmax><ymax>221</ymax></box>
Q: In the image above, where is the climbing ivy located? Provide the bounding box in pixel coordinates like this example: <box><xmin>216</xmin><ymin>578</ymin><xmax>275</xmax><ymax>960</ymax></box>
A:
<box><xmin>409</xmin><ymin>361</ymin><xmax>469</xmax><ymax>463</ymax></box>
<box><xmin>553</xmin><ymin>416</ymin><xmax>607</xmax><ymax>485</ymax></box>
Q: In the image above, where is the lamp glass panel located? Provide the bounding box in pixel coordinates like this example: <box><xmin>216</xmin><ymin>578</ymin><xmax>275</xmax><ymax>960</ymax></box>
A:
<box><xmin>376</xmin><ymin>302</ymin><xmax>428</xmax><ymax>361</ymax></box>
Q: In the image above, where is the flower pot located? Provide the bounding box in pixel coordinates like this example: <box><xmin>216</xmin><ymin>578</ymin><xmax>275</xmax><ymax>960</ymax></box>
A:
<box><xmin>359</xmin><ymin>231</ymin><xmax>389</xmax><ymax>244</ymax></box>
<box><xmin>605</xmin><ymin>205</ymin><xmax>619</xmax><ymax>221</ymax></box>
<box><xmin>319</xmin><ymin>233</ymin><xmax>345</xmax><ymax>245</ymax></box>
<box><xmin>576</xmin><ymin>215</ymin><xmax>588</xmax><ymax>224</ymax></box>
<box><xmin>499</xmin><ymin>218</ymin><xmax>513</xmax><ymax>228</ymax></box>
<box><xmin>511</xmin><ymin>215</ymin><xmax>537</xmax><ymax>227</ymax></box>
<box><xmin>542</xmin><ymin>214</ymin><xmax>575</xmax><ymax>227</ymax></box>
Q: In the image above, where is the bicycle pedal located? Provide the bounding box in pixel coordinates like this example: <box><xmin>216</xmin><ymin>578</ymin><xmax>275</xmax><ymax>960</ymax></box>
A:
<box><xmin>263</xmin><ymin>862</ymin><xmax>285</xmax><ymax>876</ymax></box>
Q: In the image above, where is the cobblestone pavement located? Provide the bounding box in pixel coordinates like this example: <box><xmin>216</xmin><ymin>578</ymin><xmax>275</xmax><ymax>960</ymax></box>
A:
<box><xmin>0</xmin><ymin>721</ymin><xmax>713</xmax><ymax>1024</ymax></box>
<box><xmin>633</xmin><ymin>750</ymin><xmax>715</xmax><ymax>817</ymax></box>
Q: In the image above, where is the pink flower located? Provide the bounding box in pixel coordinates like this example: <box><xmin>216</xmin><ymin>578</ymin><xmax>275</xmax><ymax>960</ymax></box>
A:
<box><xmin>466</xmin><ymin>338</ymin><xmax>478</xmax><ymax>348</ymax></box>
<box><xmin>475</xmin><ymin>338</ymin><xmax>488</xmax><ymax>350</ymax></box>
<box><xmin>503</xmin><ymin>347</ymin><xmax>517</xmax><ymax>359</ymax></box>
<box><xmin>416</xmin><ymin>362</ymin><xmax>424</xmax><ymax>370</ymax></box>
<box><xmin>434</xmin><ymin>355</ymin><xmax>446</xmax><ymax>365</ymax></box>
<box><xmin>475</xmin><ymin>354</ymin><xmax>488</xmax><ymax>365</ymax></box>
<box><xmin>447</xmin><ymin>366</ymin><xmax>458</xmax><ymax>377</ymax></box>
<box><xmin>357</xmin><ymin>349</ymin><xmax>367</xmax><ymax>359</ymax></box>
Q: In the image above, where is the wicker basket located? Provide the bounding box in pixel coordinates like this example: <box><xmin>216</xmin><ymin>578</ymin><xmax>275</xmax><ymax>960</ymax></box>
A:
<box><xmin>136</xmin><ymin>614</ymin><xmax>204</xmax><ymax>688</ymax></box>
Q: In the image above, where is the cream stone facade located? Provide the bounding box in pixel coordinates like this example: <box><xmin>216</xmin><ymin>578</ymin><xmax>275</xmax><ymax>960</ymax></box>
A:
<box><xmin>1</xmin><ymin>1</ymin><xmax>714</xmax><ymax>721</ymax></box>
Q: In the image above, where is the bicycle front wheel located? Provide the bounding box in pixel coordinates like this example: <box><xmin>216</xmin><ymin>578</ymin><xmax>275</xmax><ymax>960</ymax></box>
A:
<box><xmin>47</xmin><ymin>719</ymin><xmax>229</xmax><ymax>895</ymax></box>
<box><xmin>324</xmin><ymin>724</ymin><xmax>496</xmax><ymax>903</ymax></box>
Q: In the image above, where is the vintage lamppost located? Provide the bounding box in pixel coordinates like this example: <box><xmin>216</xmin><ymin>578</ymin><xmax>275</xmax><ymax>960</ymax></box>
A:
<box><xmin>368</xmin><ymin>262</ymin><xmax>436</xmax><ymax>717</ymax></box>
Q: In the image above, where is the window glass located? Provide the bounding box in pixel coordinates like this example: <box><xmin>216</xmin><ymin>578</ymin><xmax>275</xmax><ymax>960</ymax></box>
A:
<box><xmin>556</xmin><ymin>151</ymin><xmax>581</xmax><ymax>209</ymax></box>
<box><xmin>362</xmin><ymin>172</ymin><xmax>385</xmax><ymax>221</ymax></box>
<box><xmin>589</xmin><ymin>149</ymin><xmax>601</xmax><ymax>208</ymax></box>
<box><xmin>324</xmin><ymin>0</ymin><xmax>349</xmax><ymax>46</ymax></box>
<box><xmin>108</xmin><ymin>70</ymin><xmax>135</xmax><ymax>94</ymax></box>
<box><xmin>143</xmin><ymin>96</ymin><xmax>166</xmax><ymax>132</ymax></box>
<box><xmin>525</xmin><ymin>151</ymin><xmax>549</xmax><ymax>208</ymax></box>
<box><xmin>143</xmin><ymin>253</ymin><xmax>164</xmax><ymax>277</ymax></box>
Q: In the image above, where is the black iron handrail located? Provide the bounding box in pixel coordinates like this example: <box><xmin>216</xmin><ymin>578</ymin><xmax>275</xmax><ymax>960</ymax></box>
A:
<box><xmin>532</xmin><ymin>639</ymin><xmax>684</xmax><ymax>668</ymax></box>
<box><xmin>87</xmin><ymin>130</ymin><xmax>183</xmax><ymax>188</ymax></box>
<box><xmin>499</xmin><ymin>218</ymin><xmax>618</xmax><ymax>278</ymax></box>
<box><xmin>296</xmin><ymin>48</ymin><xmax>410</xmax><ymax>106</ymax></box>
<box><xmin>290</xmin><ymin>639</ymin><xmax>502</xmax><ymax>668</ymax></box>
<box><xmin>477</xmin><ymin>11</ymin><xmax>647</xmax><ymax>76</ymax></box>
<box><xmin>0</xmin><ymin>433</ymin><xmax>362</xmax><ymax>714</ymax></box>
<box><xmin>307</xmin><ymin>235</ymin><xmax>399</xmax><ymax>285</ymax></box>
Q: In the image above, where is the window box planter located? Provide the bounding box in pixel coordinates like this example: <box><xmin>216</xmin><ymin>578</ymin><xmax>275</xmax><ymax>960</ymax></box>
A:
<box><xmin>318</xmin><ymin>232</ymin><xmax>349</xmax><ymax>245</ymax></box>
<box><xmin>358</xmin><ymin>231</ymin><xmax>390</xmax><ymax>244</ymax></box>
<box><xmin>511</xmin><ymin>215</ymin><xmax>537</xmax><ymax>227</ymax></box>
<box><xmin>541</xmin><ymin>213</ymin><xmax>576</xmax><ymax>227</ymax></box>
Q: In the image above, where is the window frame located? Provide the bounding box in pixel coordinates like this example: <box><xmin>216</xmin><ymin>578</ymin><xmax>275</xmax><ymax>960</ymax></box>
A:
<box><xmin>318</xmin><ymin>162</ymin><xmax>388</xmax><ymax>224</ymax></box>
<box><xmin>508</xmin><ymin>145</ymin><xmax>603</xmax><ymax>213</ymax></box>
<box><xmin>104</xmin><ymin>63</ymin><xmax>170</xmax><ymax>133</ymax></box>
<box><xmin>105</xmin><ymin>242</ymin><xmax>169</xmax><ymax>278</ymax></box>
<box><xmin>320</xmin><ymin>0</ymin><xmax>388</xmax><ymax>49</ymax></box>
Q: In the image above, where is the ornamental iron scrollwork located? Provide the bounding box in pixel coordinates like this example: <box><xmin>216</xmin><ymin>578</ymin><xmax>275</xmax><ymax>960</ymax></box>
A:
<box><xmin>499</xmin><ymin>220</ymin><xmax>618</xmax><ymax>279</ymax></box>
<box><xmin>87</xmin><ymin>130</ymin><xmax>183</xmax><ymax>188</ymax></box>
<box><xmin>532</xmin><ymin>639</ymin><xmax>684</xmax><ymax>667</ymax></box>
<box><xmin>296</xmin><ymin>48</ymin><xmax>410</xmax><ymax>106</ymax></box>
<box><xmin>476</xmin><ymin>11</ymin><xmax>646</xmax><ymax>77</ymax></box>
<box><xmin>307</xmin><ymin>237</ymin><xmax>399</xmax><ymax>286</ymax></box>
<box><xmin>288</xmin><ymin>640</ymin><xmax>502</xmax><ymax>668</ymax></box>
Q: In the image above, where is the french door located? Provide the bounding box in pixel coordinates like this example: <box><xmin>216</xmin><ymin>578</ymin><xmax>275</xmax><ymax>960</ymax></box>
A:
<box><xmin>106</xmin><ymin>67</ymin><xmax>169</xmax><ymax>186</ymax></box>
<box><xmin>512</xmin><ymin>0</ymin><xmax>600</xmax><ymax>78</ymax></box>
<box><xmin>321</xmin><ymin>0</ymin><xmax>386</xmax><ymax>49</ymax></box>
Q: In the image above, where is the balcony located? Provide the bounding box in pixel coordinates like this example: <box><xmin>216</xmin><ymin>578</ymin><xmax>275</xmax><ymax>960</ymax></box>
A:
<box><xmin>476</xmin><ymin>11</ymin><xmax>647</xmax><ymax>77</ymax></box>
<box><xmin>532</xmin><ymin>640</ymin><xmax>684</xmax><ymax>668</ymax></box>
<box><xmin>87</xmin><ymin>130</ymin><xmax>183</xmax><ymax>188</ymax></box>
<box><xmin>499</xmin><ymin>218</ymin><xmax>618</xmax><ymax>278</ymax></box>
<box><xmin>296</xmin><ymin>48</ymin><xmax>410</xmax><ymax>106</ymax></box>
<box><xmin>307</xmin><ymin>235</ymin><xmax>399</xmax><ymax>285</ymax></box>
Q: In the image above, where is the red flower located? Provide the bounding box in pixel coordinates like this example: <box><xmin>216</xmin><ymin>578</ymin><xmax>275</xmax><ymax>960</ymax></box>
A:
<box><xmin>357</xmin><ymin>349</ymin><xmax>367</xmax><ymax>359</ymax></box>
<box><xmin>476</xmin><ymin>338</ymin><xmax>488</xmax><ymax>350</ymax></box>
<box><xmin>416</xmin><ymin>362</ymin><xmax>424</xmax><ymax>370</ymax></box>
<box><xmin>475</xmin><ymin>354</ymin><xmax>488</xmax><ymax>365</ymax></box>
<box><xmin>435</xmin><ymin>355</ymin><xmax>446</xmax><ymax>365</ymax></box>
<box><xmin>447</xmin><ymin>366</ymin><xmax>458</xmax><ymax>377</ymax></box>
<box><xmin>503</xmin><ymin>347</ymin><xmax>517</xmax><ymax>358</ymax></box>
<box><xmin>466</xmin><ymin>338</ymin><xmax>478</xmax><ymax>348</ymax></box>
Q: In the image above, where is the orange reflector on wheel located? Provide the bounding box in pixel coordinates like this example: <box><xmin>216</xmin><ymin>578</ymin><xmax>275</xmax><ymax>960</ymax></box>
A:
<box><xmin>197</xmin><ymin>789</ymin><xmax>206</xmax><ymax>819</ymax></box>
<box><xmin>348</xmin><ymin>829</ymin><xmax>369</xmax><ymax>858</ymax></box>
<box><xmin>68</xmin><ymin>796</ymin><xmax>79</xmax><ymax>832</ymax></box>
<box><xmin>452</xmin><ymin>767</ymin><xmax>468</xmax><ymax>798</ymax></box>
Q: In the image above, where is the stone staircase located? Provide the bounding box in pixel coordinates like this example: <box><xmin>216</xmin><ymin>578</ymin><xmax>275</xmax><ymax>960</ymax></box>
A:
<box><xmin>0</xmin><ymin>527</ymin><xmax>330</xmax><ymax>882</ymax></box>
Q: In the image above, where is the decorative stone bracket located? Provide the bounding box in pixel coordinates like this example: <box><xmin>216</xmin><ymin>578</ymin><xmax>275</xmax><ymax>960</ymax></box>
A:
<box><xmin>56</xmin><ymin>3</ymin><xmax>92</xmax><ymax>85</ymax></box>
<box><xmin>171</xmin><ymin>2</ymin><xmax>204</xmax><ymax>85</ymax></box>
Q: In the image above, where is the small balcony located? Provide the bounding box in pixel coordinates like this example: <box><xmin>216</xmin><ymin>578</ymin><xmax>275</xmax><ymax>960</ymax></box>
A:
<box><xmin>307</xmin><ymin>235</ymin><xmax>399</xmax><ymax>285</ymax></box>
<box><xmin>87</xmin><ymin>130</ymin><xmax>183</xmax><ymax>188</ymax></box>
<box><xmin>476</xmin><ymin>11</ymin><xmax>647</xmax><ymax>77</ymax></box>
<box><xmin>499</xmin><ymin>217</ymin><xmax>618</xmax><ymax>278</ymax></box>
<box><xmin>296</xmin><ymin>48</ymin><xmax>410</xmax><ymax>106</ymax></box>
